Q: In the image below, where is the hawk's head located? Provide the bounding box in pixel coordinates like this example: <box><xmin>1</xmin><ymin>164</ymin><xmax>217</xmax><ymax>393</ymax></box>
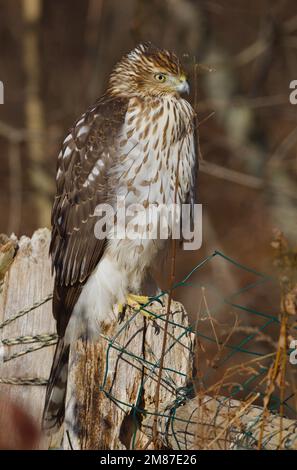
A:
<box><xmin>108</xmin><ymin>43</ymin><xmax>189</xmax><ymax>98</ymax></box>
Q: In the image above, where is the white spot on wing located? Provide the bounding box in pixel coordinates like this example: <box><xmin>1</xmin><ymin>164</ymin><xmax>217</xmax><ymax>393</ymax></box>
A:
<box><xmin>63</xmin><ymin>146</ymin><xmax>72</xmax><ymax>159</ymax></box>
<box><xmin>77</xmin><ymin>125</ymin><xmax>89</xmax><ymax>138</ymax></box>
<box><xmin>64</xmin><ymin>133</ymin><xmax>72</xmax><ymax>144</ymax></box>
<box><xmin>76</xmin><ymin>117</ymin><xmax>84</xmax><ymax>127</ymax></box>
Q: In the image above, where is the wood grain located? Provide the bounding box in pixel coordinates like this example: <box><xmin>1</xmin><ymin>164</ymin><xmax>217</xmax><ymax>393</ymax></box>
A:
<box><xmin>0</xmin><ymin>228</ymin><xmax>56</xmax><ymax>448</ymax></box>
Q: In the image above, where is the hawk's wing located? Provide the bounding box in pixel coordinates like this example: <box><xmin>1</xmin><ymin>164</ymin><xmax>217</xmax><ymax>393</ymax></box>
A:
<box><xmin>50</xmin><ymin>95</ymin><xmax>128</xmax><ymax>336</ymax></box>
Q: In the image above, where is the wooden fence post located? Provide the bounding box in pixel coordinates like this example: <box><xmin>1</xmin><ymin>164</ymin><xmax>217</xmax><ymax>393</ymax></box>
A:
<box><xmin>0</xmin><ymin>228</ymin><xmax>56</xmax><ymax>448</ymax></box>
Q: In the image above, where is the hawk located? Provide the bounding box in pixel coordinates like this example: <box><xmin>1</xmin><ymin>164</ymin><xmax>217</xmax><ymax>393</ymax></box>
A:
<box><xmin>42</xmin><ymin>43</ymin><xmax>198</xmax><ymax>432</ymax></box>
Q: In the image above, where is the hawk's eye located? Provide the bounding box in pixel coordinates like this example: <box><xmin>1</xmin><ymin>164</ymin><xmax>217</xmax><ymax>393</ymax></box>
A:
<box><xmin>154</xmin><ymin>73</ymin><xmax>166</xmax><ymax>83</ymax></box>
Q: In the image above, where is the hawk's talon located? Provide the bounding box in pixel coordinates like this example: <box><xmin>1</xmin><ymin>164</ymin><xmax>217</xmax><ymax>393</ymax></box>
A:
<box><xmin>117</xmin><ymin>303</ymin><xmax>127</xmax><ymax>323</ymax></box>
<box><xmin>152</xmin><ymin>320</ymin><xmax>161</xmax><ymax>335</ymax></box>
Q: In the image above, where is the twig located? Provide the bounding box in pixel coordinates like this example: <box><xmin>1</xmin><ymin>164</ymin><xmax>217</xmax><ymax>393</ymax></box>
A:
<box><xmin>152</xmin><ymin>131</ymin><xmax>184</xmax><ymax>446</ymax></box>
<box><xmin>200</xmin><ymin>160</ymin><xmax>262</xmax><ymax>189</ymax></box>
<box><xmin>8</xmin><ymin>141</ymin><xmax>22</xmax><ymax>235</ymax></box>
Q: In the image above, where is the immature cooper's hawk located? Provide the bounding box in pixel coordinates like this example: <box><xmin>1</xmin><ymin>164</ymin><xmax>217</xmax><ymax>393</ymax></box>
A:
<box><xmin>42</xmin><ymin>43</ymin><xmax>198</xmax><ymax>432</ymax></box>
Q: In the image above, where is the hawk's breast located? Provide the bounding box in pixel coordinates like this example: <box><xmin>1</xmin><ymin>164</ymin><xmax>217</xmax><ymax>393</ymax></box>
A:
<box><xmin>105</xmin><ymin>94</ymin><xmax>196</xmax><ymax>270</ymax></box>
<box><xmin>113</xmin><ymin>95</ymin><xmax>196</xmax><ymax>209</ymax></box>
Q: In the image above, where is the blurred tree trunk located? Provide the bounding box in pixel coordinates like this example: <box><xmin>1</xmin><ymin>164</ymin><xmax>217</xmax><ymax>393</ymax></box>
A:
<box><xmin>22</xmin><ymin>0</ymin><xmax>53</xmax><ymax>228</ymax></box>
<box><xmin>82</xmin><ymin>0</ymin><xmax>105</xmax><ymax>103</ymax></box>
<box><xmin>199</xmin><ymin>10</ymin><xmax>297</xmax><ymax>243</ymax></box>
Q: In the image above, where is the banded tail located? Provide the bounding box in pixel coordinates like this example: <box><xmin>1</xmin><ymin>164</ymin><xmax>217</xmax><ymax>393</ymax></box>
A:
<box><xmin>42</xmin><ymin>339</ymin><xmax>70</xmax><ymax>433</ymax></box>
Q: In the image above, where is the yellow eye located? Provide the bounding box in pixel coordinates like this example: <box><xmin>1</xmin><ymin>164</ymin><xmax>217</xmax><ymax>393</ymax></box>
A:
<box><xmin>154</xmin><ymin>73</ymin><xmax>166</xmax><ymax>83</ymax></box>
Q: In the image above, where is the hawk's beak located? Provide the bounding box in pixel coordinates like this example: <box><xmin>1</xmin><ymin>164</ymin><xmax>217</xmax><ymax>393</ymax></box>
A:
<box><xmin>176</xmin><ymin>78</ymin><xmax>190</xmax><ymax>95</ymax></box>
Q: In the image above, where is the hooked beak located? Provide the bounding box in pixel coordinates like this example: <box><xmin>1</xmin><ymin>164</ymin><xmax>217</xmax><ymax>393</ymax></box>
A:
<box><xmin>176</xmin><ymin>79</ymin><xmax>190</xmax><ymax>95</ymax></box>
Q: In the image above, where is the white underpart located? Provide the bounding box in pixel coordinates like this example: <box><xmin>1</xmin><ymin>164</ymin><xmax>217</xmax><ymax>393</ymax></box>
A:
<box><xmin>64</xmin><ymin>255</ymin><xmax>128</xmax><ymax>343</ymax></box>
<box><xmin>65</xmin><ymin>95</ymin><xmax>196</xmax><ymax>343</ymax></box>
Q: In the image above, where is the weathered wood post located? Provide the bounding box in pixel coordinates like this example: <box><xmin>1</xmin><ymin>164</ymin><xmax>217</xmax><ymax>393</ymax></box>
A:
<box><xmin>0</xmin><ymin>229</ymin><xmax>56</xmax><ymax>448</ymax></box>
<box><xmin>64</xmin><ymin>296</ymin><xmax>195</xmax><ymax>450</ymax></box>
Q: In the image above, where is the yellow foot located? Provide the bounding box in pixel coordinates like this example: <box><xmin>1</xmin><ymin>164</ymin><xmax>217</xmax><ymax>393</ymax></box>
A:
<box><xmin>127</xmin><ymin>294</ymin><xmax>150</xmax><ymax>306</ymax></box>
<box><xmin>117</xmin><ymin>294</ymin><xmax>163</xmax><ymax>322</ymax></box>
<box><xmin>127</xmin><ymin>294</ymin><xmax>156</xmax><ymax>319</ymax></box>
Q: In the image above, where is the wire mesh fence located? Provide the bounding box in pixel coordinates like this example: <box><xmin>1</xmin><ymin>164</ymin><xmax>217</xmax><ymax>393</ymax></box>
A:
<box><xmin>94</xmin><ymin>249</ymin><xmax>297</xmax><ymax>449</ymax></box>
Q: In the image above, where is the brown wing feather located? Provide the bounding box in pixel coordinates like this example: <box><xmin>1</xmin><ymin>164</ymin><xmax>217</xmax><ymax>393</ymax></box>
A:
<box><xmin>50</xmin><ymin>94</ymin><xmax>128</xmax><ymax>336</ymax></box>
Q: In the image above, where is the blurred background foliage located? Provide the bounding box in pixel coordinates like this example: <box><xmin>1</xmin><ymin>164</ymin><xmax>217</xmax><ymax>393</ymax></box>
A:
<box><xmin>0</xmin><ymin>0</ymin><xmax>296</xmax><ymax>328</ymax></box>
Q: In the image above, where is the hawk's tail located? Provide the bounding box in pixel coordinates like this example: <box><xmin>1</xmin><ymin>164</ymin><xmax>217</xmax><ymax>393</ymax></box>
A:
<box><xmin>42</xmin><ymin>338</ymin><xmax>70</xmax><ymax>433</ymax></box>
